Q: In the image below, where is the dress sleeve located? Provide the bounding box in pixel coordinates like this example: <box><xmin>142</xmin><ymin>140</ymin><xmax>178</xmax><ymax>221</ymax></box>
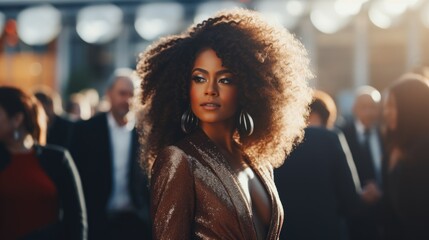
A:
<box><xmin>150</xmin><ymin>146</ymin><xmax>195</xmax><ymax>239</ymax></box>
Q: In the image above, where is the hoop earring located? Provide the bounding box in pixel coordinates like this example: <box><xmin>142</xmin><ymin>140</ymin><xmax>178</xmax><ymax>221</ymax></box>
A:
<box><xmin>238</xmin><ymin>110</ymin><xmax>254</xmax><ymax>136</ymax></box>
<box><xmin>181</xmin><ymin>107</ymin><xmax>199</xmax><ymax>133</ymax></box>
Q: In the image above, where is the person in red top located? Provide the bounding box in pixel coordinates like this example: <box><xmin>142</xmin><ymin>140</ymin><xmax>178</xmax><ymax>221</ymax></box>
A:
<box><xmin>0</xmin><ymin>86</ymin><xmax>87</xmax><ymax>240</ymax></box>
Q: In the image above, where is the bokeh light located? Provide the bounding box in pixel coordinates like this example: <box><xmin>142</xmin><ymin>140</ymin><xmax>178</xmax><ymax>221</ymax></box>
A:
<box><xmin>368</xmin><ymin>0</ymin><xmax>409</xmax><ymax>29</ymax></box>
<box><xmin>194</xmin><ymin>1</ymin><xmax>244</xmax><ymax>24</ymax></box>
<box><xmin>310</xmin><ymin>1</ymin><xmax>354</xmax><ymax>34</ymax></box>
<box><xmin>254</xmin><ymin>0</ymin><xmax>307</xmax><ymax>29</ymax></box>
<box><xmin>17</xmin><ymin>5</ymin><xmax>61</xmax><ymax>45</ymax></box>
<box><xmin>135</xmin><ymin>2</ymin><xmax>185</xmax><ymax>41</ymax></box>
<box><xmin>76</xmin><ymin>4</ymin><xmax>123</xmax><ymax>44</ymax></box>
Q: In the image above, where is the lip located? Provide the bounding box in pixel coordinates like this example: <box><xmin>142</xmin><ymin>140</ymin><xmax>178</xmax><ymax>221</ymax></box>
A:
<box><xmin>200</xmin><ymin>102</ymin><xmax>221</xmax><ymax>110</ymax></box>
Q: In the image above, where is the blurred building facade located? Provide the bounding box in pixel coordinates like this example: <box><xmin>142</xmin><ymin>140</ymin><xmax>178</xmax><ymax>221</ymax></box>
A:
<box><xmin>1</xmin><ymin>0</ymin><xmax>429</xmax><ymax>117</ymax></box>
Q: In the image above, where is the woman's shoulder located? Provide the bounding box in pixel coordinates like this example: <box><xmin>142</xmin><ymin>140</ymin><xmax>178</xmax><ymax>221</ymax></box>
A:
<box><xmin>36</xmin><ymin>144</ymin><xmax>68</xmax><ymax>159</ymax></box>
<box><xmin>35</xmin><ymin>145</ymin><xmax>76</xmax><ymax>169</ymax></box>
<box><xmin>152</xmin><ymin>145</ymin><xmax>195</xmax><ymax>181</ymax></box>
<box><xmin>154</xmin><ymin>145</ymin><xmax>192</xmax><ymax>169</ymax></box>
<box><xmin>158</xmin><ymin>145</ymin><xmax>188</xmax><ymax>160</ymax></box>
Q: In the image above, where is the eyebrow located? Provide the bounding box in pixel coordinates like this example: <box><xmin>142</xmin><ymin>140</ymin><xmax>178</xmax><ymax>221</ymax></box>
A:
<box><xmin>192</xmin><ymin>68</ymin><xmax>232</xmax><ymax>76</ymax></box>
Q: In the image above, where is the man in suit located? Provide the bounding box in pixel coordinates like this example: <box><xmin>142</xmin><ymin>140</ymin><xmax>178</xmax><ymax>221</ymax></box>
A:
<box><xmin>275</xmin><ymin>90</ymin><xmax>380</xmax><ymax>240</ymax></box>
<box><xmin>340</xmin><ymin>86</ymin><xmax>384</xmax><ymax>240</ymax></box>
<box><xmin>69</xmin><ymin>69</ymin><xmax>151</xmax><ymax>240</ymax></box>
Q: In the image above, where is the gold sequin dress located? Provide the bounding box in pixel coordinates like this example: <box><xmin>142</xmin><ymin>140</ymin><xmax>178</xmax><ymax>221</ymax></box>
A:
<box><xmin>150</xmin><ymin>128</ymin><xmax>284</xmax><ymax>239</ymax></box>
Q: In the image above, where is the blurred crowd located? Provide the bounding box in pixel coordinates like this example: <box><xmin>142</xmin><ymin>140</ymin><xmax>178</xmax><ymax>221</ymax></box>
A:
<box><xmin>276</xmin><ymin>71</ymin><xmax>429</xmax><ymax>240</ymax></box>
<box><xmin>0</xmin><ymin>68</ymin><xmax>150</xmax><ymax>240</ymax></box>
<box><xmin>1</xmin><ymin>66</ymin><xmax>429</xmax><ymax>240</ymax></box>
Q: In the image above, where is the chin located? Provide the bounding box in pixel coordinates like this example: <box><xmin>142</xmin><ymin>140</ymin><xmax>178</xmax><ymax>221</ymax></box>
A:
<box><xmin>199</xmin><ymin>117</ymin><xmax>236</xmax><ymax>125</ymax></box>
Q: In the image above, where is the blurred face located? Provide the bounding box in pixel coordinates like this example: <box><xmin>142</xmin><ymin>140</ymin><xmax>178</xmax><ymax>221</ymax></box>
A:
<box><xmin>0</xmin><ymin>106</ymin><xmax>15</xmax><ymax>143</ymax></box>
<box><xmin>383</xmin><ymin>92</ymin><xmax>397</xmax><ymax>131</ymax></box>
<box><xmin>353</xmin><ymin>94</ymin><xmax>379</xmax><ymax>129</ymax></box>
<box><xmin>190</xmin><ymin>48</ymin><xmax>239</xmax><ymax>128</ymax></box>
<box><xmin>107</xmin><ymin>77</ymin><xmax>134</xmax><ymax>118</ymax></box>
<box><xmin>308</xmin><ymin>112</ymin><xmax>324</xmax><ymax>128</ymax></box>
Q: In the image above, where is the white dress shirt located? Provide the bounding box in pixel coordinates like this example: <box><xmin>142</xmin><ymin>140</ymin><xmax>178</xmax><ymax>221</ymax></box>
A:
<box><xmin>106</xmin><ymin>112</ymin><xmax>135</xmax><ymax>212</ymax></box>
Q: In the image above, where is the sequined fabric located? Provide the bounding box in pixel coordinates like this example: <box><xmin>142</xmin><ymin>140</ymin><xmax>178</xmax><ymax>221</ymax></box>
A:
<box><xmin>150</xmin><ymin>128</ymin><xmax>283</xmax><ymax>239</ymax></box>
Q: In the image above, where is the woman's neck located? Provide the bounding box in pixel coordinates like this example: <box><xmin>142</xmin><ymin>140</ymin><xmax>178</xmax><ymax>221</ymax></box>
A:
<box><xmin>5</xmin><ymin>135</ymin><xmax>33</xmax><ymax>154</ymax></box>
<box><xmin>200</xmin><ymin>123</ymin><xmax>236</xmax><ymax>154</ymax></box>
<box><xmin>200</xmin><ymin>124</ymin><xmax>246</xmax><ymax>174</ymax></box>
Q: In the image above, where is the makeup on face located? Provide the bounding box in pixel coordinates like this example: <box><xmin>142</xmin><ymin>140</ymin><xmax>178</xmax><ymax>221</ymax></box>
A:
<box><xmin>190</xmin><ymin>48</ymin><xmax>239</xmax><ymax>126</ymax></box>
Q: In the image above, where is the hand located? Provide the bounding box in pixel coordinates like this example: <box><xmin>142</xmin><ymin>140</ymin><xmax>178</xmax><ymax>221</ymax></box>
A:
<box><xmin>360</xmin><ymin>181</ymin><xmax>382</xmax><ymax>205</ymax></box>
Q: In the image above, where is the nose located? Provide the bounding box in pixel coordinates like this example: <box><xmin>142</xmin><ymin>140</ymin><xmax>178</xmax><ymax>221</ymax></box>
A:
<box><xmin>204</xmin><ymin>81</ymin><xmax>218</xmax><ymax>96</ymax></box>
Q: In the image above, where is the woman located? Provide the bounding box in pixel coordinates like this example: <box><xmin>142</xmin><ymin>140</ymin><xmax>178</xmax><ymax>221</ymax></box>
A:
<box><xmin>382</xmin><ymin>75</ymin><xmax>429</xmax><ymax>239</ymax></box>
<box><xmin>0</xmin><ymin>86</ymin><xmax>87</xmax><ymax>240</ymax></box>
<box><xmin>137</xmin><ymin>9</ymin><xmax>312</xmax><ymax>239</ymax></box>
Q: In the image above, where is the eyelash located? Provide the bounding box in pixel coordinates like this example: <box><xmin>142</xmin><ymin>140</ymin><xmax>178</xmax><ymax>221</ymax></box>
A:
<box><xmin>191</xmin><ymin>76</ymin><xmax>234</xmax><ymax>84</ymax></box>
<box><xmin>192</xmin><ymin>76</ymin><xmax>206</xmax><ymax>83</ymax></box>
<box><xmin>219</xmin><ymin>78</ymin><xmax>233</xmax><ymax>84</ymax></box>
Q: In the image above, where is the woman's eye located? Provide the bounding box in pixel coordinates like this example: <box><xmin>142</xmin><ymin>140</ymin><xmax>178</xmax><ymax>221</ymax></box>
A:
<box><xmin>219</xmin><ymin>78</ymin><xmax>233</xmax><ymax>84</ymax></box>
<box><xmin>192</xmin><ymin>76</ymin><xmax>206</xmax><ymax>83</ymax></box>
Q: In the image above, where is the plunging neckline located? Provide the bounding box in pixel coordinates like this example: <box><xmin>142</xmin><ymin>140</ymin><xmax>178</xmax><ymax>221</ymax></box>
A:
<box><xmin>192</xmin><ymin>128</ymin><xmax>274</xmax><ymax>240</ymax></box>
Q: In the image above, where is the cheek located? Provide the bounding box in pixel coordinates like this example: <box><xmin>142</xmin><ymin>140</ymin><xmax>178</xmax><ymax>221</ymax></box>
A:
<box><xmin>189</xmin><ymin>82</ymin><xmax>207</xmax><ymax>105</ymax></box>
<box><xmin>223</xmin><ymin>88</ymin><xmax>239</xmax><ymax>110</ymax></box>
<box><xmin>189</xmin><ymin>84</ymin><xmax>199</xmax><ymax>107</ymax></box>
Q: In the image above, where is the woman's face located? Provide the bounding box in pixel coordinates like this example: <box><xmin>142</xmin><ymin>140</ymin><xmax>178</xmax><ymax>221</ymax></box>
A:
<box><xmin>190</xmin><ymin>48</ymin><xmax>239</xmax><ymax>128</ymax></box>
<box><xmin>383</xmin><ymin>92</ymin><xmax>397</xmax><ymax>131</ymax></box>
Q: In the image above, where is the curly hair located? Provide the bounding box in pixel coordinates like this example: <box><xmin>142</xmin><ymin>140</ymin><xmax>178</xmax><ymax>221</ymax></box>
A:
<box><xmin>137</xmin><ymin>9</ymin><xmax>313</xmax><ymax>174</ymax></box>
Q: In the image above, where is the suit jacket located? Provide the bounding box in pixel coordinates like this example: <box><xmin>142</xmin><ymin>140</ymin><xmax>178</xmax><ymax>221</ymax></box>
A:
<box><xmin>47</xmin><ymin>115</ymin><xmax>73</xmax><ymax>148</ymax></box>
<box><xmin>151</xmin><ymin>128</ymin><xmax>283</xmax><ymax>240</ymax></box>
<box><xmin>69</xmin><ymin>112</ymin><xmax>150</xmax><ymax>239</ymax></box>
<box><xmin>275</xmin><ymin>127</ymin><xmax>363</xmax><ymax>240</ymax></box>
<box><xmin>340</xmin><ymin>121</ymin><xmax>384</xmax><ymax>240</ymax></box>
<box><xmin>340</xmin><ymin>121</ymin><xmax>383</xmax><ymax>186</ymax></box>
